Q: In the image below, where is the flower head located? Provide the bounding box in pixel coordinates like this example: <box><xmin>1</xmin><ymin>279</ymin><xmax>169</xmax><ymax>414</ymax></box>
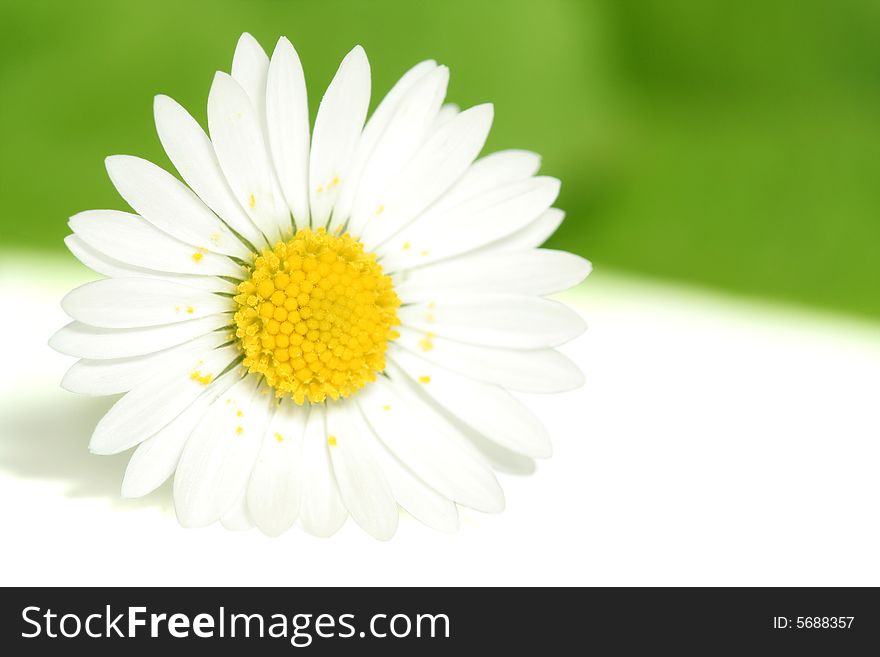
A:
<box><xmin>52</xmin><ymin>33</ymin><xmax>591</xmax><ymax>538</ymax></box>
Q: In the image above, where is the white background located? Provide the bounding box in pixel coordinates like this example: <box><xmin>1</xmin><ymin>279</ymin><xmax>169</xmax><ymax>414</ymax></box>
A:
<box><xmin>2</xmin><ymin>253</ymin><xmax>879</xmax><ymax>586</ymax></box>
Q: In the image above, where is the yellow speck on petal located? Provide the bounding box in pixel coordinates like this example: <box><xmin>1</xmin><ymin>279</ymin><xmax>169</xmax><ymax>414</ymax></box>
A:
<box><xmin>327</xmin><ymin>435</ymin><xmax>337</xmax><ymax>447</ymax></box>
<box><xmin>190</xmin><ymin>370</ymin><xmax>214</xmax><ymax>385</ymax></box>
<box><xmin>175</xmin><ymin>306</ymin><xmax>181</xmax><ymax>313</ymax></box>
<box><xmin>210</xmin><ymin>232</ymin><xmax>221</xmax><ymax>245</ymax></box>
<box><xmin>418</xmin><ymin>332</ymin><xmax>435</xmax><ymax>352</ymax></box>
<box><xmin>275</xmin><ymin>432</ymin><xmax>284</xmax><ymax>443</ymax></box>
<box><xmin>236</xmin><ymin>426</ymin><xmax>244</xmax><ymax>435</ymax></box>
<box><xmin>236</xmin><ymin>409</ymin><xmax>243</xmax><ymax>417</ymax></box>
<box><xmin>383</xmin><ymin>405</ymin><xmax>391</xmax><ymax>411</ymax></box>
<box><xmin>330</xmin><ymin>176</ymin><xmax>340</xmax><ymax>187</ymax></box>
<box><xmin>248</xmin><ymin>193</ymin><xmax>256</xmax><ymax>209</ymax></box>
<box><xmin>427</xmin><ymin>302</ymin><xmax>436</xmax><ymax>309</ymax></box>
<box><xmin>375</xmin><ymin>204</ymin><xmax>385</xmax><ymax>216</ymax></box>
<box><xmin>316</xmin><ymin>184</ymin><xmax>324</xmax><ymax>193</ymax></box>
<box><xmin>402</xmin><ymin>242</ymin><xmax>411</xmax><ymax>251</ymax></box>
<box><xmin>420</xmin><ymin>250</ymin><xmax>429</xmax><ymax>257</ymax></box>
<box><xmin>418</xmin><ymin>375</ymin><xmax>431</xmax><ymax>384</ymax></box>
<box><xmin>191</xmin><ymin>251</ymin><xmax>204</xmax><ymax>263</ymax></box>
<box><xmin>186</xmin><ymin>306</ymin><xmax>194</xmax><ymax>314</ymax></box>
<box><xmin>426</xmin><ymin>313</ymin><xmax>436</xmax><ymax>322</ymax></box>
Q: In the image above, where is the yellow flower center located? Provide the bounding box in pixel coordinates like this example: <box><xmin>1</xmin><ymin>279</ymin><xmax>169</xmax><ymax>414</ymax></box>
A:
<box><xmin>233</xmin><ymin>228</ymin><xmax>400</xmax><ymax>404</ymax></box>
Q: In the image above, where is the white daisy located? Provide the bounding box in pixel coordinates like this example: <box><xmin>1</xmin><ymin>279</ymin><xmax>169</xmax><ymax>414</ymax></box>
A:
<box><xmin>51</xmin><ymin>33</ymin><xmax>590</xmax><ymax>539</ymax></box>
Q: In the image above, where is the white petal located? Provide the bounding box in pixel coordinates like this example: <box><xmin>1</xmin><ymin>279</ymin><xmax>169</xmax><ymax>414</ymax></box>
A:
<box><xmin>345</xmin><ymin>66</ymin><xmax>449</xmax><ymax>236</ymax></box>
<box><xmin>298</xmin><ymin>405</ymin><xmax>348</xmax><ymax>537</ymax></box>
<box><xmin>266</xmin><ymin>37</ymin><xmax>311</xmax><ymax>227</ymax></box>
<box><xmin>121</xmin><ymin>374</ymin><xmax>237</xmax><ymax>498</ymax></box>
<box><xmin>331</xmin><ymin>59</ymin><xmax>437</xmax><ymax>229</ymax></box>
<box><xmin>89</xmin><ymin>345</ymin><xmax>239</xmax><ymax>454</ymax></box>
<box><xmin>174</xmin><ymin>376</ymin><xmax>271</xmax><ymax>528</ymax></box>
<box><xmin>64</xmin><ymin>235</ymin><xmax>235</xmax><ymax>294</ymax></box>
<box><xmin>50</xmin><ymin>317</ymin><xmax>230</xmax><ymax>360</ymax></box>
<box><xmin>395</xmin><ymin>248</ymin><xmax>591</xmax><ymax>302</ymax></box>
<box><xmin>105</xmin><ymin>155</ymin><xmax>249</xmax><ymax>259</ymax></box>
<box><xmin>378</xmin><ymin>176</ymin><xmax>560</xmax><ymax>270</ymax></box>
<box><xmin>221</xmin><ymin>492</ymin><xmax>255</xmax><ymax>531</ymax></box>
<box><xmin>62</xmin><ymin>278</ymin><xmax>231</xmax><ymax>328</ymax></box>
<box><xmin>398</xmin><ymin>294</ymin><xmax>586</xmax><ymax>349</ymax></box>
<box><xmin>488</xmin><ymin>207</ymin><xmax>565</xmax><ymax>251</ymax></box>
<box><xmin>246</xmin><ymin>401</ymin><xmax>308</xmax><ymax>537</ymax></box>
<box><xmin>357</xmin><ymin>378</ymin><xmax>504</xmax><ymax>512</ymax></box>
<box><xmin>69</xmin><ymin>210</ymin><xmax>243</xmax><ymax>278</ymax></box>
<box><xmin>425</xmin><ymin>149</ymin><xmax>541</xmax><ymax>217</ymax></box>
<box><xmin>326</xmin><ymin>403</ymin><xmax>398</xmax><ymax>540</ymax></box>
<box><xmin>388</xmin><ymin>351</ymin><xmax>551</xmax><ymax>458</ymax></box>
<box><xmin>394</xmin><ymin>326</ymin><xmax>584</xmax><ymax>393</ymax></box>
<box><xmin>351</xmin><ymin>403</ymin><xmax>458</xmax><ymax>532</ymax></box>
<box><xmin>230</xmin><ymin>32</ymin><xmax>269</xmax><ymax>127</ymax></box>
<box><xmin>153</xmin><ymin>95</ymin><xmax>267</xmax><ymax>249</ymax></box>
<box><xmin>431</xmin><ymin>103</ymin><xmax>459</xmax><ymax>131</ymax></box>
<box><xmin>62</xmin><ymin>331</ymin><xmax>229</xmax><ymax>395</ymax></box>
<box><xmin>309</xmin><ymin>46</ymin><xmax>370</xmax><ymax>227</ymax></box>
<box><xmin>208</xmin><ymin>72</ymin><xmax>291</xmax><ymax>242</ymax></box>
<box><xmin>360</xmin><ymin>104</ymin><xmax>495</xmax><ymax>250</ymax></box>
<box><xmin>465</xmin><ymin>431</ymin><xmax>537</xmax><ymax>476</ymax></box>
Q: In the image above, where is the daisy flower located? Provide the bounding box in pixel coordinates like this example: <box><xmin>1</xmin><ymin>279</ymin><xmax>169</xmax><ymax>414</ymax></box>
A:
<box><xmin>51</xmin><ymin>33</ymin><xmax>590</xmax><ymax>539</ymax></box>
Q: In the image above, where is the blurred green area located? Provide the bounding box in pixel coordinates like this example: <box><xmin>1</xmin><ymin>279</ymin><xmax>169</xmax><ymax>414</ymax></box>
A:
<box><xmin>1</xmin><ymin>0</ymin><xmax>879</xmax><ymax>317</ymax></box>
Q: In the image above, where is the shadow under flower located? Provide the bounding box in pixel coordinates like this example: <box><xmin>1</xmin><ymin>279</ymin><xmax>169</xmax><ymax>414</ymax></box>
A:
<box><xmin>0</xmin><ymin>391</ymin><xmax>172</xmax><ymax>511</ymax></box>
<box><xmin>0</xmin><ymin>381</ymin><xmax>535</xmax><ymax>519</ymax></box>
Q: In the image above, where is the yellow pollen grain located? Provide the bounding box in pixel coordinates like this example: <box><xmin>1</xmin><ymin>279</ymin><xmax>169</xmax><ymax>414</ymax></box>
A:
<box><xmin>186</xmin><ymin>306</ymin><xmax>194</xmax><ymax>314</ymax></box>
<box><xmin>210</xmin><ymin>232</ymin><xmax>221</xmax><ymax>245</ymax></box>
<box><xmin>420</xmin><ymin>250</ymin><xmax>429</xmax><ymax>257</ymax></box>
<box><xmin>402</xmin><ymin>242</ymin><xmax>411</xmax><ymax>251</ymax></box>
<box><xmin>232</xmin><ymin>227</ymin><xmax>400</xmax><ymax>405</ymax></box>
<box><xmin>248</xmin><ymin>193</ymin><xmax>256</xmax><ymax>209</ymax></box>
<box><xmin>418</xmin><ymin>375</ymin><xmax>431</xmax><ymax>384</ymax></box>
<box><xmin>383</xmin><ymin>405</ymin><xmax>391</xmax><ymax>411</ymax></box>
<box><xmin>275</xmin><ymin>432</ymin><xmax>284</xmax><ymax>443</ymax></box>
<box><xmin>190</xmin><ymin>370</ymin><xmax>213</xmax><ymax>385</ymax></box>
<box><xmin>191</xmin><ymin>251</ymin><xmax>204</xmax><ymax>263</ymax></box>
<box><xmin>418</xmin><ymin>332</ymin><xmax>435</xmax><ymax>352</ymax></box>
<box><xmin>327</xmin><ymin>435</ymin><xmax>337</xmax><ymax>447</ymax></box>
<box><xmin>330</xmin><ymin>176</ymin><xmax>340</xmax><ymax>187</ymax></box>
<box><xmin>236</xmin><ymin>426</ymin><xmax>244</xmax><ymax>435</ymax></box>
<box><xmin>375</xmin><ymin>204</ymin><xmax>385</xmax><ymax>216</ymax></box>
<box><xmin>236</xmin><ymin>410</ymin><xmax>243</xmax><ymax>417</ymax></box>
<box><xmin>316</xmin><ymin>184</ymin><xmax>324</xmax><ymax>193</ymax></box>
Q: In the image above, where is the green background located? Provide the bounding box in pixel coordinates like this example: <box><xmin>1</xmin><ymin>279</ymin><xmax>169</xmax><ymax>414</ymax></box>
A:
<box><xmin>2</xmin><ymin>0</ymin><xmax>879</xmax><ymax>317</ymax></box>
